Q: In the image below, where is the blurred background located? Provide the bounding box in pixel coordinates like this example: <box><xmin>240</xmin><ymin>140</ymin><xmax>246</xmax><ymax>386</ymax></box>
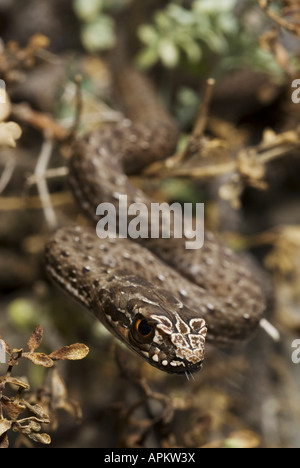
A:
<box><xmin>0</xmin><ymin>0</ymin><xmax>300</xmax><ymax>448</ymax></box>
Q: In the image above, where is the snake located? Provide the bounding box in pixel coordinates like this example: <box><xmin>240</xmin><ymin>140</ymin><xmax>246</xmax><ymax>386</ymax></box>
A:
<box><xmin>44</xmin><ymin>68</ymin><xmax>266</xmax><ymax>374</ymax></box>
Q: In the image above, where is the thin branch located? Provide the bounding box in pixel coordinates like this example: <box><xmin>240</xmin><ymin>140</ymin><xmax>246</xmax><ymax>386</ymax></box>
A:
<box><xmin>259</xmin><ymin>318</ymin><xmax>280</xmax><ymax>342</ymax></box>
<box><xmin>67</xmin><ymin>74</ymin><xmax>83</xmax><ymax>141</ymax></box>
<box><xmin>12</xmin><ymin>104</ymin><xmax>69</xmax><ymax>141</ymax></box>
<box><xmin>0</xmin><ymin>156</ymin><xmax>16</xmax><ymax>194</ymax></box>
<box><xmin>0</xmin><ymin>191</ymin><xmax>73</xmax><ymax>211</ymax></box>
<box><xmin>190</xmin><ymin>78</ymin><xmax>216</xmax><ymax>141</ymax></box>
<box><xmin>34</xmin><ymin>137</ymin><xmax>57</xmax><ymax>230</ymax></box>
<box><xmin>142</xmin><ymin>133</ymin><xmax>300</xmax><ymax>180</ymax></box>
<box><xmin>180</xmin><ymin>77</ymin><xmax>216</xmax><ymax>164</ymax></box>
<box><xmin>26</xmin><ymin>166</ymin><xmax>69</xmax><ymax>186</ymax></box>
<box><xmin>257</xmin><ymin>0</ymin><xmax>300</xmax><ymax>36</ymax></box>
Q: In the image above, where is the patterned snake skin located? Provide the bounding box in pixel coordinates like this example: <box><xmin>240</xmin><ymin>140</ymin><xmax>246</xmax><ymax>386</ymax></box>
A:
<box><xmin>44</xmin><ymin>69</ymin><xmax>266</xmax><ymax>374</ymax></box>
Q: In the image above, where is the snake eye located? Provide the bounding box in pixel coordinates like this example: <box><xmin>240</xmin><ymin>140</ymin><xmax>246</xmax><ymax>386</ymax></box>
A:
<box><xmin>136</xmin><ymin>318</ymin><xmax>152</xmax><ymax>337</ymax></box>
<box><xmin>132</xmin><ymin>317</ymin><xmax>154</xmax><ymax>343</ymax></box>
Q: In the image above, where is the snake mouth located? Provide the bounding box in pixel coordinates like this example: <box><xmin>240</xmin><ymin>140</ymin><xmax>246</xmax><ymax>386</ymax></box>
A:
<box><xmin>146</xmin><ymin>349</ymin><xmax>205</xmax><ymax>374</ymax></box>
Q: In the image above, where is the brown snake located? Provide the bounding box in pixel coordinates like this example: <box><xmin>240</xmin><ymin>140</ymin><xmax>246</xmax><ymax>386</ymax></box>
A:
<box><xmin>44</xmin><ymin>69</ymin><xmax>266</xmax><ymax>374</ymax></box>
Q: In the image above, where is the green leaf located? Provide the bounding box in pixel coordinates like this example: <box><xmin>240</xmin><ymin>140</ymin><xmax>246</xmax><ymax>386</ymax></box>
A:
<box><xmin>73</xmin><ymin>0</ymin><xmax>103</xmax><ymax>22</ymax></box>
<box><xmin>193</xmin><ymin>0</ymin><xmax>236</xmax><ymax>14</ymax></box>
<box><xmin>138</xmin><ymin>25</ymin><xmax>159</xmax><ymax>45</ymax></box>
<box><xmin>167</xmin><ymin>4</ymin><xmax>194</xmax><ymax>26</ymax></box>
<box><xmin>154</xmin><ymin>11</ymin><xmax>173</xmax><ymax>31</ymax></box>
<box><xmin>158</xmin><ymin>38</ymin><xmax>180</xmax><ymax>68</ymax></box>
<box><xmin>136</xmin><ymin>46</ymin><xmax>159</xmax><ymax>69</ymax></box>
<box><xmin>199</xmin><ymin>29</ymin><xmax>228</xmax><ymax>54</ymax></box>
<box><xmin>81</xmin><ymin>15</ymin><xmax>116</xmax><ymax>51</ymax></box>
<box><xmin>7</xmin><ymin>299</ymin><xmax>39</xmax><ymax>330</ymax></box>
<box><xmin>180</xmin><ymin>40</ymin><xmax>202</xmax><ymax>63</ymax></box>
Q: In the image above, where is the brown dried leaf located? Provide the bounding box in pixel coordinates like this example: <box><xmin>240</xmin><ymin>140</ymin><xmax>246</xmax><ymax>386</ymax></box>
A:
<box><xmin>5</xmin><ymin>376</ymin><xmax>30</xmax><ymax>390</ymax></box>
<box><xmin>27</xmin><ymin>325</ymin><xmax>43</xmax><ymax>353</ymax></box>
<box><xmin>51</xmin><ymin>368</ymin><xmax>68</xmax><ymax>404</ymax></box>
<box><xmin>28</xmin><ymin>432</ymin><xmax>51</xmax><ymax>445</ymax></box>
<box><xmin>0</xmin><ymin>418</ymin><xmax>12</xmax><ymax>436</ymax></box>
<box><xmin>22</xmin><ymin>401</ymin><xmax>50</xmax><ymax>423</ymax></box>
<box><xmin>22</xmin><ymin>352</ymin><xmax>54</xmax><ymax>368</ymax></box>
<box><xmin>51</xmin><ymin>369</ymin><xmax>82</xmax><ymax>422</ymax></box>
<box><xmin>0</xmin><ymin>92</ymin><xmax>11</xmax><ymax>123</ymax></box>
<box><xmin>13</xmin><ymin>419</ymin><xmax>41</xmax><ymax>435</ymax></box>
<box><xmin>28</xmin><ymin>34</ymin><xmax>50</xmax><ymax>49</ymax></box>
<box><xmin>0</xmin><ymin>122</ymin><xmax>22</xmax><ymax>148</ymax></box>
<box><xmin>11</xmin><ymin>348</ymin><xmax>23</xmax><ymax>354</ymax></box>
<box><xmin>237</xmin><ymin>148</ymin><xmax>266</xmax><ymax>186</ymax></box>
<box><xmin>49</xmin><ymin>343</ymin><xmax>89</xmax><ymax>361</ymax></box>
<box><xmin>219</xmin><ymin>176</ymin><xmax>243</xmax><ymax>210</ymax></box>
<box><xmin>1</xmin><ymin>397</ymin><xmax>26</xmax><ymax>420</ymax></box>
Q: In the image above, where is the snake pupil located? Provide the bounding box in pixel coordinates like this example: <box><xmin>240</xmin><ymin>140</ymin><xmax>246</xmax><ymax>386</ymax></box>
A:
<box><xmin>137</xmin><ymin>319</ymin><xmax>152</xmax><ymax>336</ymax></box>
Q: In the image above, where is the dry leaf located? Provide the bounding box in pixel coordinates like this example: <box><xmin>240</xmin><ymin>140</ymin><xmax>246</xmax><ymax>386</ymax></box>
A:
<box><xmin>4</xmin><ymin>376</ymin><xmax>30</xmax><ymax>390</ymax></box>
<box><xmin>1</xmin><ymin>397</ymin><xmax>26</xmax><ymax>420</ymax></box>
<box><xmin>50</xmin><ymin>369</ymin><xmax>82</xmax><ymax>422</ymax></box>
<box><xmin>13</xmin><ymin>419</ymin><xmax>41</xmax><ymax>435</ymax></box>
<box><xmin>49</xmin><ymin>343</ymin><xmax>89</xmax><ymax>361</ymax></box>
<box><xmin>219</xmin><ymin>175</ymin><xmax>243</xmax><ymax>210</ymax></box>
<box><xmin>0</xmin><ymin>419</ymin><xmax>12</xmax><ymax>436</ymax></box>
<box><xmin>27</xmin><ymin>325</ymin><xmax>43</xmax><ymax>353</ymax></box>
<box><xmin>28</xmin><ymin>432</ymin><xmax>51</xmax><ymax>444</ymax></box>
<box><xmin>22</xmin><ymin>401</ymin><xmax>50</xmax><ymax>423</ymax></box>
<box><xmin>237</xmin><ymin>148</ymin><xmax>266</xmax><ymax>187</ymax></box>
<box><xmin>51</xmin><ymin>368</ymin><xmax>68</xmax><ymax>404</ymax></box>
<box><xmin>0</xmin><ymin>122</ymin><xmax>22</xmax><ymax>147</ymax></box>
<box><xmin>0</xmin><ymin>92</ymin><xmax>11</xmax><ymax>122</ymax></box>
<box><xmin>22</xmin><ymin>352</ymin><xmax>54</xmax><ymax>368</ymax></box>
<box><xmin>28</xmin><ymin>33</ymin><xmax>50</xmax><ymax>50</ymax></box>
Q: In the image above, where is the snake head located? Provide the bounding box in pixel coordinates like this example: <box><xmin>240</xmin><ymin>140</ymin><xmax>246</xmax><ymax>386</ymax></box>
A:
<box><xmin>128</xmin><ymin>302</ymin><xmax>207</xmax><ymax>373</ymax></box>
<box><xmin>99</xmin><ymin>282</ymin><xmax>208</xmax><ymax>374</ymax></box>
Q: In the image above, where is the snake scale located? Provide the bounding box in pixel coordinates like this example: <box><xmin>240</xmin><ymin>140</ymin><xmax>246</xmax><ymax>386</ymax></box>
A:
<box><xmin>44</xmin><ymin>68</ymin><xmax>266</xmax><ymax>374</ymax></box>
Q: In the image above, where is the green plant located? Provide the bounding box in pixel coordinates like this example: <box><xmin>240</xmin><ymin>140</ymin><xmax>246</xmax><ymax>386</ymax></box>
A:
<box><xmin>137</xmin><ymin>0</ymin><xmax>239</xmax><ymax>68</ymax></box>
<box><xmin>73</xmin><ymin>0</ymin><xmax>132</xmax><ymax>52</ymax></box>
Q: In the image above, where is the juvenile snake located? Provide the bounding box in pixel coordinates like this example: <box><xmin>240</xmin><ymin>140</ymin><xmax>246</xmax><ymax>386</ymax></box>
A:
<box><xmin>44</xmin><ymin>69</ymin><xmax>266</xmax><ymax>374</ymax></box>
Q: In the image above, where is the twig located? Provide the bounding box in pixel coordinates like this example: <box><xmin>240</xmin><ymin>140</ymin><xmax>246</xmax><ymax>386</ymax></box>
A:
<box><xmin>26</xmin><ymin>166</ymin><xmax>69</xmax><ymax>186</ymax></box>
<box><xmin>259</xmin><ymin>318</ymin><xmax>280</xmax><ymax>342</ymax></box>
<box><xmin>142</xmin><ymin>134</ymin><xmax>300</xmax><ymax>180</ymax></box>
<box><xmin>180</xmin><ymin>77</ymin><xmax>216</xmax><ymax>163</ymax></box>
<box><xmin>143</xmin><ymin>78</ymin><xmax>216</xmax><ymax>176</ymax></box>
<box><xmin>166</xmin><ymin>160</ymin><xmax>237</xmax><ymax>179</ymax></box>
<box><xmin>257</xmin><ymin>0</ymin><xmax>300</xmax><ymax>36</ymax></box>
<box><xmin>67</xmin><ymin>74</ymin><xmax>83</xmax><ymax>141</ymax></box>
<box><xmin>190</xmin><ymin>78</ymin><xmax>216</xmax><ymax>141</ymax></box>
<box><xmin>34</xmin><ymin>137</ymin><xmax>57</xmax><ymax>230</ymax></box>
<box><xmin>12</xmin><ymin>103</ymin><xmax>69</xmax><ymax>141</ymax></box>
<box><xmin>0</xmin><ymin>191</ymin><xmax>73</xmax><ymax>211</ymax></box>
<box><xmin>0</xmin><ymin>156</ymin><xmax>16</xmax><ymax>194</ymax></box>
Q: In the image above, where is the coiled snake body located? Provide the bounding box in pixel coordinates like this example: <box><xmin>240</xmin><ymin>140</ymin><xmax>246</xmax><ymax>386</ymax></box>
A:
<box><xmin>44</xmin><ymin>69</ymin><xmax>266</xmax><ymax>374</ymax></box>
